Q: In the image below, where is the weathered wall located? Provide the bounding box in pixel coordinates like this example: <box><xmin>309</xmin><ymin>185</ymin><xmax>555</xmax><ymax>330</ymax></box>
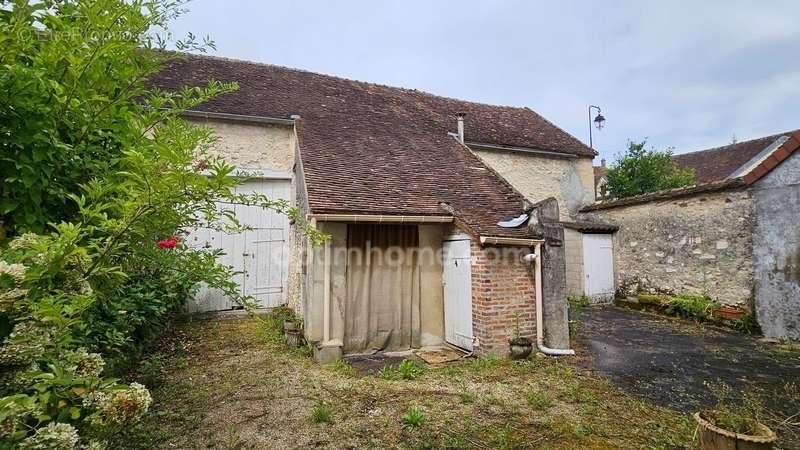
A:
<box><xmin>419</xmin><ymin>225</ymin><xmax>445</xmax><ymax>347</ymax></box>
<box><xmin>187</xmin><ymin>118</ymin><xmax>295</xmax><ymax>171</ymax></box>
<box><xmin>473</xmin><ymin>151</ymin><xmax>595</xmax><ymax>218</ymax></box>
<box><xmin>470</xmin><ymin>242</ymin><xmax>537</xmax><ymax>356</ymax></box>
<box><xmin>588</xmin><ymin>189</ymin><xmax>755</xmax><ymax>307</ymax></box>
<box><xmin>753</xmin><ymin>151</ymin><xmax>800</xmax><ymax>340</ymax></box>
<box><xmin>564</xmin><ymin>228</ymin><xmax>584</xmax><ymax>298</ymax></box>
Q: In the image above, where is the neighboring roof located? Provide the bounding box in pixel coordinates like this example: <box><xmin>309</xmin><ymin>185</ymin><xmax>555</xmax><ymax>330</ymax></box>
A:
<box><xmin>581</xmin><ymin>179</ymin><xmax>747</xmax><ymax>212</ymax></box>
<box><xmin>673</xmin><ymin>130</ymin><xmax>799</xmax><ymax>184</ymax></box>
<box><xmin>583</xmin><ymin>130</ymin><xmax>800</xmax><ymax>212</ymax></box>
<box><xmin>561</xmin><ymin>220</ymin><xmax>618</xmax><ymax>233</ymax></box>
<box><xmin>151</xmin><ymin>54</ymin><xmax>594</xmax><ymax>238</ymax></box>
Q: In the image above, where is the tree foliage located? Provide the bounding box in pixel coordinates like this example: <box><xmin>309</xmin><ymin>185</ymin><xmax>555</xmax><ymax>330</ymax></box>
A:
<box><xmin>605</xmin><ymin>140</ymin><xmax>696</xmax><ymax>199</ymax></box>
<box><xmin>0</xmin><ymin>0</ymin><xmax>325</xmax><ymax>447</ymax></box>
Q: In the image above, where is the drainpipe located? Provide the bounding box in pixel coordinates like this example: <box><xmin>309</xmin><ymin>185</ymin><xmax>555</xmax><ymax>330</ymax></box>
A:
<box><xmin>456</xmin><ymin>112</ymin><xmax>466</xmax><ymax>143</ymax></box>
<box><xmin>532</xmin><ymin>242</ymin><xmax>575</xmax><ymax>356</ymax></box>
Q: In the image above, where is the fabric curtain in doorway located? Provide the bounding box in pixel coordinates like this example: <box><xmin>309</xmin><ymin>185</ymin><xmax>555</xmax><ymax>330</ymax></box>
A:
<box><xmin>344</xmin><ymin>224</ymin><xmax>420</xmax><ymax>353</ymax></box>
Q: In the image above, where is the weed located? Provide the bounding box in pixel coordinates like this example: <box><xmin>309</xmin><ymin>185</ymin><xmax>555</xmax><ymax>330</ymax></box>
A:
<box><xmin>380</xmin><ymin>359</ymin><xmax>424</xmax><ymax>380</ymax></box>
<box><xmin>402</xmin><ymin>407</ymin><xmax>424</xmax><ymax>428</ymax></box>
<box><xmin>733</xmin><ymin>311</ymin><xmax>757</xmax><ymax>335</ymax></box>
<box><xmin>665</xmin><ymin>294</ymin><xmax>720</xmax><ymax>320</ymax></box>
<box><xmin>703</xmin><ymin>380</ymin><xmax>766</xmax><ymax>435</ymax></box>
<box><xmin>311</xmin><ymin>403</ymin><xmax>332</xmax><ymax>424</ymax></box>
<box><xmin>568</xmin><ymin>295</ymin><xmax>591</xmax><ymax>339</ymax></box>
<box><xmin>224</xmin><ymin>424</ymin><xmax>242</xmax><ymax>449</ymax></box>
<box><xmin>329</xmin><ymin>359</ymin><xmax>356</xmax><ymax>377</ymax></box>
<box><xmin>527</xmin><ymin>391</ymin><xmax>553</xmax><ymax>410</ymax></box>
<box><xmin>470</xmin><ymin>354</ymin><xmax>500</xmax><ymax>372</ymax></box>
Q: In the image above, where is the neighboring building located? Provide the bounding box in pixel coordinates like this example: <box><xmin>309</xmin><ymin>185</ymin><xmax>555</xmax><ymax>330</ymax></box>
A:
<box><xmin>593</xmin><ymin>159</ymin><xmax>609</xmax><ymax>200</ymax></box>
<box><xmin>581</xmin><ymin>131</ymin><xmax>800</xmax><ymax>340</ymax></box>
<box><xmin>151</xmin><ymin>54</ymin><xmax>604</xmax><ymax>360</ymax></box>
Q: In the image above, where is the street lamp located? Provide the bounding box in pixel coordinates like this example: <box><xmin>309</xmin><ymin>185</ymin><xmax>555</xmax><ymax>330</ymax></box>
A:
<box><xmin>589</xmin><ymin>105</ymin><xmax>605</xmax><ymax>149</ymax></box>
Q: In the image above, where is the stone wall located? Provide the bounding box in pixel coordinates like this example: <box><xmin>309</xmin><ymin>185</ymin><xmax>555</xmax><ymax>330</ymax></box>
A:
<box><xmin>187</xmin><ymin>118</ymin><xmax>295</xmax><ymax>171</ymax></box>
<box><xmin>470</xmin><ymin>242</ymin><xmax>537</xmax><ymax>356</ymax></box>
<box><xmin>587</xmin><ymin>189</ymin><xmax>756</xmax><ymax>307</ymax></box>
<box><xmin>473</xmin><ymin>150</ymin><xmax>595</xmax><ymax>219</ymax></box>
<box><xmin>753</xmin><ymin>151</ymin><xmax>800</xmax><ymax>340</ymax></box>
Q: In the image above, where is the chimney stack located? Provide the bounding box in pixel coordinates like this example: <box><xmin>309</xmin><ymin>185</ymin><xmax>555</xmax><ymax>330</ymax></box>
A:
<box><xmin>601</xmin><ymin>158</ymin><xmax>606</xmax><ymax>167</ymax></box>
<box><xmin>456</xmin><ymin>112</ymin><xmax>466</xmax><ymax>143</ymax></box>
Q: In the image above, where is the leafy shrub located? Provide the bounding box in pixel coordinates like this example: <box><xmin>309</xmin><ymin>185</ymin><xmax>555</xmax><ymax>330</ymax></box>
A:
<box><xmin>0</xmin><ymin>1</ymin><xmax>326</xmax><ymax>447</ymax></box>
<box><xmin>402</xmin><ymin>407</ymin><xmax>424</xmax><ymax>428</ymax></box>
<box><xmin>665</xmin><ymin>294</ymin><xmax>720</xmax><ymax>320</ymax></box>
<box><xmin>311</xmin><ymin>404</ymin><xmax>332</xmax><ymax>424</ymax></box>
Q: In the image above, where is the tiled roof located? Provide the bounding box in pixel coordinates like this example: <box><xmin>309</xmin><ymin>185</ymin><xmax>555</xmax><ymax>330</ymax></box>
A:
<box><xmin>151</xmin><ymin>54</ymin><xmax>594</xmax><ymax>238</ymax></box>
<box><xmin>672</xmin><ymin>131</ymin><xmax>798</xmax><ymax>183</ymax></box>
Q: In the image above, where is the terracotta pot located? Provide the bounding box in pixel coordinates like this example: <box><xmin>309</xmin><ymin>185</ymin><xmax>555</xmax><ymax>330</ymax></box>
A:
<box><xmin>509</xmin><ymin>340</ymin><xmax>533</xmax><ymax>360</ymax></box>
<box><xmin>694</xmin><ymin>412</ymin><xmax>776</xmax><ymax>450</ymax></box>
<box><xmin>713</xmin><ymin>307</ymin><xmax>745</xmax><ymax>321</ymax></box>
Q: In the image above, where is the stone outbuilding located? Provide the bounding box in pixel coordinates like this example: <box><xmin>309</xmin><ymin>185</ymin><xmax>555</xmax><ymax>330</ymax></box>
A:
<box><xmin>151</xmin><ymin>54</ymin><xmax>603</xmax><ymax>360</ymax></box>
<box><xmin>582</xmin><ymin>130</ymin><xmax>800</xmax><ymax>341</ymax></box>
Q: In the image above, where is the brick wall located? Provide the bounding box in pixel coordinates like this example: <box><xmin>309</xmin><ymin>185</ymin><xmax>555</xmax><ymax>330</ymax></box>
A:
<box><xmin>470</xmin><ymin>242</ymin><xmax>537</xmax><ymax>356</ymax></box>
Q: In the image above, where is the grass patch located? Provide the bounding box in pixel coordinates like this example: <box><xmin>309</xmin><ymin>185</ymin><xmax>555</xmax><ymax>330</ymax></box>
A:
<box><xmin>311</xmin><ymin>403</ymin><xmax>332</xmax><ymax>424</ymax></box>
<box><xmin>113</xmin><ymin>315</ymin><xmax>701</xmax><ymax>450</ymax></box>
<box><xmin>402</xmin><ymin>407</ymin><xmax>424</xmax><ymax>428</ymax></box>
<box><xmin>527</xmin><ymin>391</ymin><xmax>553</xmax><ymax>410</ymax></box>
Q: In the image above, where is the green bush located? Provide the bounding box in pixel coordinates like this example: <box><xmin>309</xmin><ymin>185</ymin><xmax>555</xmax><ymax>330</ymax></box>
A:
<box><xmin>0</xmin><ymin>1</ymin><xmax>326</xmax><ymax>447</ymax></box>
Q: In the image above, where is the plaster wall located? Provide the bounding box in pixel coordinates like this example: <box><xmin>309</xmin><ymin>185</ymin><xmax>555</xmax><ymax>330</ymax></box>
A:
<box><xmin>473</xmin><ymin>151</ymin><xmax>595</xmax><ymax>219</ymax></box>
<box><xmin>187</xmin><ymin>118</ymin><xmax>295</xmax><ymax>171</ymax></box>
<box><xmin>753</xmin><ymin>151</ymin><xmax>800</xmax><ymax>340</ymax></box>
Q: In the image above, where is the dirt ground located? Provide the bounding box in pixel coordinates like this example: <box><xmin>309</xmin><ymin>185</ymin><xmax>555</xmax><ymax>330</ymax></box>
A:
<box><xmin>113</xmin><ymin>315</ymin><xmax>696</xmax><ymax>450</ymax></box>
<box><xmin>573</xmin><ymin>306</ymin><xmax>800</xmax><ymax>447</ymax></box>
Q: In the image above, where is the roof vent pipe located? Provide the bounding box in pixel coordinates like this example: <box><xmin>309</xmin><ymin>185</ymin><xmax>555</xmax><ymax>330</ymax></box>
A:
<box><xmin>456</xmin><ymin>112</ymin><xmax>466</xmax><ymax>143</ymax></box>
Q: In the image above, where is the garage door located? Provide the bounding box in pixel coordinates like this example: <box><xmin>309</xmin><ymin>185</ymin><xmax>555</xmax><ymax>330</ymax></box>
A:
<box><xmin>186</xmin><ymin>178</ymin><xmax>291</xmax><ymax>312</ymax></box>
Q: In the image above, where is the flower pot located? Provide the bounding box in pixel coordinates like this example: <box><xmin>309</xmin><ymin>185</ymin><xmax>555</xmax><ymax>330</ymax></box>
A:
<box><xmin>713</xmin><ymin>307</ymin><xmax>745</xmax><ymax>322</ymax></box>
<box><xmin>694</xmin><ymin>412</ymin><xmax>776</xmax><ymax>450</ymax></box>
<box><xmin>509</xmin><ymin>339</ymin><xmax>533</xmax><ymax>360</ymax></box>
<box><xmin>286</xmin><ymin>329</ymin><xmax>303</xmax><ymax>348</ymax></box>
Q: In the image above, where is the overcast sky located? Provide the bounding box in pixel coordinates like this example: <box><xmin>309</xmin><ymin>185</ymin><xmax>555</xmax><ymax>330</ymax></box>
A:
<box><xmin>169</xmin><ymin>1</ymin><xmax>800</xmax><ymax>163</ymax></box>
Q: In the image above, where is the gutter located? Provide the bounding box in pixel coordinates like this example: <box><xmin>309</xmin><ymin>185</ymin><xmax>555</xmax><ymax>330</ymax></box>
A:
<box><xmin>479</xmin><ymin>236</ymin><xmax>543</xmax><ymax>247</ymax></box>
<box><xmin>308</xmin><ymin>214</ymin><xmax>453</xmax><ymax>224</ymax></box>
<box><xmin>182</xmin><ymin>110</ymin><xmax>296</xmax><ymax>126</ymax></box>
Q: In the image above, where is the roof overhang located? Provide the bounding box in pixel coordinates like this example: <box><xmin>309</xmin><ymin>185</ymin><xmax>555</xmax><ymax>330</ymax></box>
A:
<box><xmin>182</xmin><ymin>110</ymin><xmax>296</xmax><ymax>126</ymax></box>
<box><xmin>479</xmin><ymin>236</ymin><xmax>544</xmax><ymax>247</ymax></box>
<box><xmin>308</xmin><ymin>214</ymin><xmax>453</xmax><ymax>224</ymax></box>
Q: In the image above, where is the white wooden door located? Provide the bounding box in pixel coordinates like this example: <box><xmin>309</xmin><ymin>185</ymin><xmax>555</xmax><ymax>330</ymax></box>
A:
<box><xmin>186</xmin><ymin>178</ymin><xmax>290</xmax><ymax>312</ymax></box>
<box><xmin>443</xmin><ymin>237</ymin><xmax>474</xmax><ymax>350</ymax></box>
<box><xmin>582</xmin><ymin>233</ymin><xmax>615</xmax><ymax>304</ymax></box>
